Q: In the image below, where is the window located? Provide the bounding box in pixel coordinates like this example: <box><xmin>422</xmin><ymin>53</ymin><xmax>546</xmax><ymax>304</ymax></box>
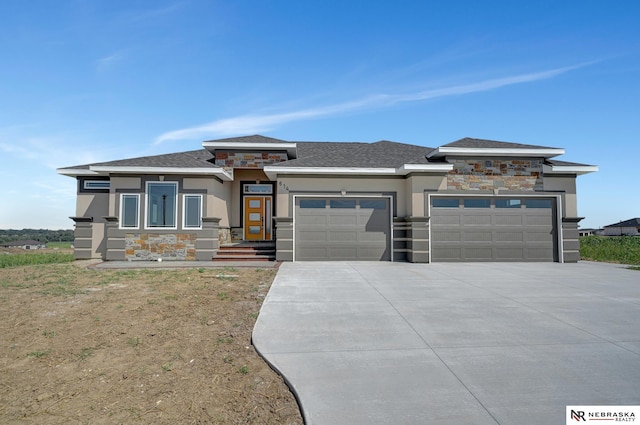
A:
<box><xmin>299</xmin><ymin>199</ymin><xmax>326</xmax><ymax>208</ymax></box>
<box><xmin>183</xmin><ymin>194</ymin><xmax>202</xmax><ymax>229</ymax></box>
<box><xmin>146</xmin><ymin>182</ymin><xmax>177</xmax><ymax>228</ymax></box>
<box><xmin>243</xmin><ymin>184</ymin><xmax>272</xmax><ymax>194</ymax></box>
<box><xmin>360</xmin><ymin>199</ymin><xmax>387</xmax><ymax>209</ymax></box>
<box><xmin>464</xmin><ymin>199</ymin><xmax>491</xmax><ymax>208</ymax></box>
<box><xmin>525</xmin><ymin>199</ymin><xmax>552</xmax><ymax>209</ymax></box>
<box><xmin>432</xmin><ymin>198</ymin><xmax>459</xmax><ymax>208</ymax></box>
<box><xmin>84</xmin><ymin>180</ymin><xmax>110</xmax><ymax>190</ymax></box>
<box><xmin>495</xmin><ymin>199</ymin><xmax>522</xmax><ymax>208</ymax></box>
<box><xmin>330</xmin><ymin>200</ymin><xmax>356</xmax><ymax>209</ymax></box>
<box><xmin>120</xmin><ymin>194</ymin><xmax>139</xmax><ymax>228</ymax></box>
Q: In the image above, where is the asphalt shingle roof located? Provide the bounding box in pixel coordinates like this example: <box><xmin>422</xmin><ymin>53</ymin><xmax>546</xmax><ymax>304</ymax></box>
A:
<box><xmin>444</xmin><ymin>137</ymin><xmax>558</xmax><ymax>150</ymax></box>
<box><xmin>58</xmin><ymin>149</ymin><xmax>219</xmax><ymax>170</ymax></box>
<box><xmin>203</xmin><ymin>135</ymin><xmax>289</xmax><ymax>144</ymax></box>
<box><xmin>59</xmin><ymin>135</ymin><xmax>579</xmax><ymax>171</ymax></box>
<box><xmin>278</xmin><ymin>140</ymin><xmax>435</xmax><ymax>168</ymax></box>
<box><xmin>545</xmin><ymin>159</ymin><xmax>592</xmax><ymax>167</ymax></box>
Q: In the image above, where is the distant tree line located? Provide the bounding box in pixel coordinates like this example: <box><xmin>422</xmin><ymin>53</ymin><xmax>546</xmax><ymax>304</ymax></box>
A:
<box><xmin>0</xmin><ymin>229</ymin><xmax>74</xmax><ymax>244</ymax></box>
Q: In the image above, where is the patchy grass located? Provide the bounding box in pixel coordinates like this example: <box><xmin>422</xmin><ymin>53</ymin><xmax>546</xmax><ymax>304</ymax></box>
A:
<box><xmin>580</xmin><ymin>236</ymin><xmax>640</xmax><ymax>266</ymax></box>
<box><xmin>0</xmin><ymin>251</ymin><xmax>74</xmax><ymax>268</ymax></box>
<box><xmin>0</xmin><ymin>263</ymin><xmax>302</xmax><ymax>424</ymax></box>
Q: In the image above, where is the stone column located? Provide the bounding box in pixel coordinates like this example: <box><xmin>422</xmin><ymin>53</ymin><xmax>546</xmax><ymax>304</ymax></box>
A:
<box><xmin>562</xmin><ymin>217</ymin><xmax>583</xmax><ymax>263</ymax></box>
<box><xmin>197</xmin><ymin>217</ymin><xmax>220</xmax><ymax>261</ymax></box>
<box><xmin>70</xmin><ymin>217</ymin><xmax>93</xmax><ymax>260</ymax></box>
<box><xmin>406</xmin><ymin>216</ymin><xmax>430</xmax><ymax>263</ymax></box>
<box><xmin>103</xmin><ymin>216</ymin><xmax>126</xmax><ymax>261</ymax></box>
<box><xmin>274</xmin><ymin>217</ymin><xmax>293</xmax><ymax>261</ymax></box>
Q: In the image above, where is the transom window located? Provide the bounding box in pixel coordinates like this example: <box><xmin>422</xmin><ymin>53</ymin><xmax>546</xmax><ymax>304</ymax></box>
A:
<box><xmin>84</xmin><ymin>180</ymin><xmax>110</xmax><ymax>190</ymax></box>
<box><xmin>243</xmin><ymin>184</ymin><xmax>272</xmax><ymax>194</ymax></box>
<box><xmin>146</xmin><ymin>182</ymin><xmax>177</xmax><ymax>228</ymax></box>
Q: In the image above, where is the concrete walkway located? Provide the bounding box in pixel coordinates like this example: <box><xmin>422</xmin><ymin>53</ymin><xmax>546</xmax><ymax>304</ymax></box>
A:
<box><xmin>90</xmin><ymin>260</ymin><xmax>280</xmax><ymax>269</ymax></box>
<box><xmin>252</xmin><ymin>261</ymin><xmax>640</xmax><ymax>425</ymax></box>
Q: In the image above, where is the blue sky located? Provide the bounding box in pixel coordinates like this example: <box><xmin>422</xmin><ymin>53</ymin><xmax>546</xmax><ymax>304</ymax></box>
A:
<box><xmin>1</xmin><ymin>0</ymin><xmax>638</xmax><ymax>230</ymax></box>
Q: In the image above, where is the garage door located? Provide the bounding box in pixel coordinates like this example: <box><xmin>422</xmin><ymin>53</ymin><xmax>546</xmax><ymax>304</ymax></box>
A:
<box><xmin>295</xmin><ymin>197</ymin><xmax>391</xmax><ymax>261</ymax></box>
<box><xmin>430</xmin><ymin>197</ymin><xmax>557</xmax><ymax>262</ymax></box>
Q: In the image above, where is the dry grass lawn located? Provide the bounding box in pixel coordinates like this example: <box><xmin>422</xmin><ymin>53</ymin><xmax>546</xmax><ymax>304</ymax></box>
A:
<box><xmin>0</xmin><ymin>254</ymin><xmax>302</xmax><ymax>424</ymax></box>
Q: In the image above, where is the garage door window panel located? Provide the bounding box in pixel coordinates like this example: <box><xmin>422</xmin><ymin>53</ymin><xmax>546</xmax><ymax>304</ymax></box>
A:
<box><xmin>432</xmin><ymin>198</ymin><xmax>460</xmax><ymax>208</ymax></box>
<box><xmin>300</xmin><ymin>199</ymin><xmax>326</xmax><ymax>209</ymax></box>
<box><xmin>525</xmin><ymin>199</ymin><xmax>552</xmax><ymax>208</ymax></box>
<box><xmin>464</xmin><ymin>199</ymin><xmax>491</xmax><ymax>208</ymax></box>
<box><xmin>330</xmin><ymin>200</ymin><xmax>356</xmax><ymax>209</ymax></box>
<box><xmin>360</xmin><ymin>200</ymin><xmax>387</xmax><ymax>209</ymax></box>
<box><xmin>496</xmin><ymin>199</ymin><xmax>522</xmax><ymax>208</ymax></box>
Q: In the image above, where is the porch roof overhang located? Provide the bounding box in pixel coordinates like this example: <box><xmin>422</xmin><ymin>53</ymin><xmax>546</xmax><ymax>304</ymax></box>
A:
<box><xmin>427</xmin><ymin>146</ymin><xmax>565</xmax><ymax>159</ymax></box>
<box><xmin>263</xmin><ymin>163</ymin><xmax>453</xmax><ymax>179</ymax></box>
<box><xmin>542</xmin><ymin>164</ymin><xmax>599</xmax><ymax>175</ymax></box>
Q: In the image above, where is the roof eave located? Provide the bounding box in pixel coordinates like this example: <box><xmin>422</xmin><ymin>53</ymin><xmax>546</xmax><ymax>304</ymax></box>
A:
<box><xmin>542</xmin><ymin>164</ymin><xmax>599</xmax><ymax>175</ymax></box>
<box><xmin>56</xmin><ymin>168</ymin><xmax>105</xmax><ymax>177</ymax></box>
<box><xmin>88</xmin><ymin>166</ymin><xmax>234</xmax><ymax>181</ymax></box>
<box><xmin>427</xmin><ymin>147</ymin><xmax>565</xmax><ymax>159</ymax></box>
<box><xmin>264</xmin><ymin>166</ymin><xmax>398</xmax><ymax>180</ymax></box>
<box><xmin>397</xmin><ymin>163</ymin><xmax>454</xmax><ymax>174</ymax></box>
<box><xmin>264</xmin><ymin>164</ymin><xmax>453</xmax><ymax>179</ymax></box>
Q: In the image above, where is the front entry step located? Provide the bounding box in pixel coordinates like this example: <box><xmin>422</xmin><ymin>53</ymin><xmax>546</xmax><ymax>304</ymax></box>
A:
<box><xmin>213</xmin><ymin>242</ymin><xmax>276</xmax><ymax>262</ymax></box>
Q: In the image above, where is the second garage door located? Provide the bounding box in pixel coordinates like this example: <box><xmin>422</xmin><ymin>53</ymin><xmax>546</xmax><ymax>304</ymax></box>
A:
<box><xmin>294</xmin><ymin>197</ymin><xmax>391</xmax><ymax>261</ymax></box>
<box><xmin>430</xmin><ymin>197</ymin><xmax>558</xmax><ymax>262</ymax></box>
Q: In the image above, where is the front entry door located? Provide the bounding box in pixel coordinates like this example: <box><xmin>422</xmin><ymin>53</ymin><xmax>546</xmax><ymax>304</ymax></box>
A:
<box><xmin>244</xmin><ymin>196</ymin><xmax>272</xmax><ymax>241</ymax></box>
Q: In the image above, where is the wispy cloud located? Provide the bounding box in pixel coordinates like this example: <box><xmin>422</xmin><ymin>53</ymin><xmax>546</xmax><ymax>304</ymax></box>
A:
<box><xmin>96</xmin><ymin>50</ymin><xmax>128</xmax><ymax>72</ymax></box>
<box><xmin>154</xmin><ymin>62</ymin><xmax>592</xmax><ymax>144</ymax></box>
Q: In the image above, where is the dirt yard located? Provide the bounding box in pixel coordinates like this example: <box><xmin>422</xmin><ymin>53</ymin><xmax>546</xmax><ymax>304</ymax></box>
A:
<box><xmin>0</xmin><ymin>255</ymin><xmax>302</xmax><ymax>424</ymax></box>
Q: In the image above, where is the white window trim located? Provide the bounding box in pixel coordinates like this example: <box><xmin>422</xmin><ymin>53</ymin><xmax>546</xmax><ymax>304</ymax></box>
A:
<box><xmin>145</xmin><ymin>181</ymin><xmax>178</xmax><ymax>230</ymax></box>
<box><xmin>119</xmin><ymin>193</ymin><xmax>140</xmax><ymax>229</ymax></box>
<box><xmin>182</xmin><ymin>194</ymin><xmax>203</xmax><ymax>229</ymax></box>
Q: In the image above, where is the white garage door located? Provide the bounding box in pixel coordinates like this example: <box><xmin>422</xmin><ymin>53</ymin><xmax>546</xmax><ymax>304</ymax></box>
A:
<box><xmin>295</xmin><ymin>197</ymin><xmax>391</xmax><ymax>261</ymax></box>
<box><xmin>430</xmin><ymin>197</ymin><xmax>557</xmax><ymax>262</ymax></box>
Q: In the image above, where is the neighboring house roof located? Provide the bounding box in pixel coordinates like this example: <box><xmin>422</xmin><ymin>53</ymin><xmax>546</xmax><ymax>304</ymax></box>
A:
<box><xmin>56</xmin><ymin>135</ymin><xmax>597</xmax><ymax>178</ymax></box>
<box><xmin>604</xmin><ymin>218</ymin><xmax>640</xmax><ymax>228</ymax></box>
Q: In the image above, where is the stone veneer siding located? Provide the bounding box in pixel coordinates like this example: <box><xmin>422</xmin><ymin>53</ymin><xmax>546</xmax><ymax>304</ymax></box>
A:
<box><xmin>215</xmin><ymin>152</ymin><xmax>288</xmax><ymax>170</ymax></box>
<box><xmin>125</xmin><ymin>233</ymin><xmax>196</xmax><ymax>261</ymax></box>
<box><xmin>447</xmin><ymin>159</ymin><xmax>544</xmax><ymax>191</ymax></box>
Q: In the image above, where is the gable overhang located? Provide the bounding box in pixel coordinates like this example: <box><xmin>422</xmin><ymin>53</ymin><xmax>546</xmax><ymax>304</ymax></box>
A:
<box><xmin>542</xmin><ymin>164</ymin><xmax>599</xmax><ymax>176</ymax></box>
<box><xmin>86</xmin><ymin>166</ymin><xmax>234</xmax><ymax>181</ymax></box>
<box><xmin>203</xmin><ymin>141</ymin><xmax>298</xmax><ymax>158</ymax></box>
<box><xmin>264</xmin><ymin>163</ymin><xmax>453</xmax><ymax>179</ymax></box>
<box><xmin>427</xmin><ymin>146</ymin><xmax>565</xmax><ymax>159</ymax></box>
<box><xmin>56</xmin><ymin>168</ymin><xmax>104</xmax><ymax>177</ymax></box>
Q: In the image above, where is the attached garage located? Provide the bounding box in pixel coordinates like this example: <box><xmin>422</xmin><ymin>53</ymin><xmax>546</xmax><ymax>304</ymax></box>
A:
<box><xmin>294</xmin><ymin>197</ymin><xmax>392</xmax><ymax>261</ymax></box>
<box><xmin>430</xmin><ymin>196</ymin><xmax>559</xmax><ymax>262</ymax></box>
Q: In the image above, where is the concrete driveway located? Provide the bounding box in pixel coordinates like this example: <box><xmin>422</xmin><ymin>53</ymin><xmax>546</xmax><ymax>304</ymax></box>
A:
<box><xmin>252</xmin><ymin>262</ymin><xmax>640</xmax><ymax>425</ymax></box>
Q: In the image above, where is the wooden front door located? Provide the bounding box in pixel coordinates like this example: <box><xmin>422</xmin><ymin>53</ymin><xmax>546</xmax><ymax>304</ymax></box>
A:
<box><xmin>244</xmin><ymin>196</ymin><xmax>272</xmax><ymax>241</ymax></box>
